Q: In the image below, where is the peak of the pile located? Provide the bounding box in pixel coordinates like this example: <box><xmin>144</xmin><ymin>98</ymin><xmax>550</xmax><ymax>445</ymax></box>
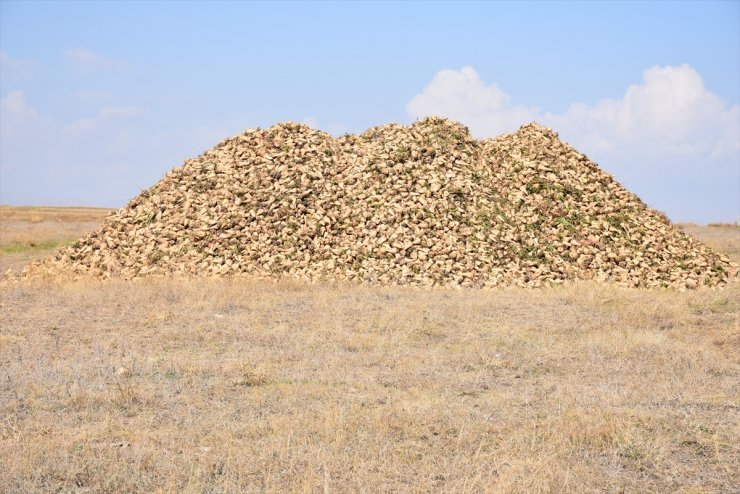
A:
<box><xmin>233</xmin><ymin>116</ymin><xmax>476</xmax><ymax>142</ymax></box>
<box><xmin>22</xmin><ymin>117</ymin><xmax>737</xmax><ymax>288</ymax></box>
<box><xmin>224</xmin><ymin>117</ymin><xmax>553</xmax><ymax>146</ymax></box>
<box><xmin>517</xmin><ymin>121</ymin><xmax>558</xmax><ymax>136</ymax></box>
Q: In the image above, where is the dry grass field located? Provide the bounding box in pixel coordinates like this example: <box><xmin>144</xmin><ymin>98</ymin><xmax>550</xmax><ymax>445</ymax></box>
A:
<box><xmin>0</xmin><ymin>206</ymin><xmax>113</xmax><ymax>274</ymax></box>
<box><xmin>1</xmin><ymin>207</ymin><xmax>738</xmax><ymax>493</ymax></box>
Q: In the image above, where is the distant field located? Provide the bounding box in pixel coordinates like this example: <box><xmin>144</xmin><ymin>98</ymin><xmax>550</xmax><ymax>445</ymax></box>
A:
<box><xmin>678</xmin><ymin>223</ymin><xmax>740</xmax><ymax>264</ymax></box>
<box><xmin>0</xmin><ymin>206</ymin><xmax>738</xmax><ymax>493</ymax></box>
<box><xmin>0</xmin><ymin>206</ymin><xmax>113</xmax><ymax>274</ymax></box>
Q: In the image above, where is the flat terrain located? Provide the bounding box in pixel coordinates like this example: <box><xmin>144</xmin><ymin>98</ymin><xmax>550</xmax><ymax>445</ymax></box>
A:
<box><xmin>0</xmin><ymin>206</ymin><xmax>113</xmax><ymax>274</ymax></box>
<box><xmin>1</xmin><ymin>206</ymin><xmax>738</xmax><ymax>493</ymax></box>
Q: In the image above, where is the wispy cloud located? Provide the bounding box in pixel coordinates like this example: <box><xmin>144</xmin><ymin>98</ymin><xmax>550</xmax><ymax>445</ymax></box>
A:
<box><xmin>0</xmin><ymin>51</ymin><xmax>37</xmax><ymax>82</ymax></box>
<box><xmin>63</xmin><ymin>48</ymin><xmax>126</xmax><ymax>70</ymax></box>
<box><xmin>64</xmin><ymin>117</ymin><xmax>99</xmax><ymax>137</ymax></box>
<box><xmin>0</xmin><ymin>90</ymin><xmax>54</xmax><ymax>143</ymax></box>
<box><xmin>1</xmin><ymin>90</ymin><xmax>39</xmax><ymax>120</ymax></box>
<box><xmin>301</xmin><ymin>117</ymin><xmax>319</xmax><ymax>128</ymax></box>
<box><xmin>99</xmin><ymin>105</ymin><xmax>142</xmax><ymax>119</ymax></box>
<box><xmin>0</xmin><ymin>89</ymin><xmax>247</xmax><ymax>208</ymax></box>
<box><xmin>63</xmin><ymin>105</ymin><xmax>143</xmax><ymax>137</ymax></box>
<box><xmin>74</xmin><ymin>90</ymin><xmax>115</xmax><ymax>104</ymax></box>
<box><xmin>300</xmin><ymin>116</ymin><xmax>345</xmax><ymax>136</ymax></box>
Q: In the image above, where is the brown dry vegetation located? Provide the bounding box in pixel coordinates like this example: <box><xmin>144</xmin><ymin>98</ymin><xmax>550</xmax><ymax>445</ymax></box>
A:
<box><xmin>1</xmin><ymin>207</ymin><xmax>739</xmax><ymax>493</ymax></box>
<box><xmin>678</xmin><ymin>223</ymin><xmax>740</xmax><ymax>266</ymax></box>
<box><xmin>0</xmin><ymin>206</ymin><xmax>113</xmax><ymax>274</ymax></box>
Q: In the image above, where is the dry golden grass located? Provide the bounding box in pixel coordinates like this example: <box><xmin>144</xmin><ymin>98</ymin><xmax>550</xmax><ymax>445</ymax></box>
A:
<box><xmin>1</xmin><ymin>206</ymin><xmax>738</xmax><ymax>493</ymax></box>
<box><xmin>677</xmin><ymin>223</ymin><xmax>740</xmax><ymax>265</ymax></box>
<box><xmin>0</xmin><ymin>206</ymin><xmax>113</xmax><ymax>274</ymax></box>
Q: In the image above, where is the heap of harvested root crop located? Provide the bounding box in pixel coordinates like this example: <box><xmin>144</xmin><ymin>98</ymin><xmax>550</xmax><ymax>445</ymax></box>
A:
<box><xmin>23</xmin><ymin>117</ymin><xmax>737</xmax><ymax>288</ymax></box>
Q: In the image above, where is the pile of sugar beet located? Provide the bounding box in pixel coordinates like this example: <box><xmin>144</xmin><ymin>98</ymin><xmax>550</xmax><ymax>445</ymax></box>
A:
<box><xmin>24</xmin><ymin>117</ymin><xmax>737</xmax><ymax>288</ymax></box>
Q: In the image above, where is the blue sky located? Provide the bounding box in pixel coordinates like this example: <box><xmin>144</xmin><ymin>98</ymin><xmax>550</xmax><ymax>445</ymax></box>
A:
<box><xmin>1</xmin><ymin>0</ymin><xmax>738</xmax><ymax>222</ymax></box>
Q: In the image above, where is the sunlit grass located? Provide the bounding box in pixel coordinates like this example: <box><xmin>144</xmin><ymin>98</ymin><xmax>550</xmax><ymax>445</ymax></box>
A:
<box><xmin>0</xmin><ymin>206</ymin><xmax>738</xmax><ymax>492</ymax></box>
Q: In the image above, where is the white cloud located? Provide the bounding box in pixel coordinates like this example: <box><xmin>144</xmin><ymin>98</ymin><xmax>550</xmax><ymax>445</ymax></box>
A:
<box><xmin>0</xmin><ymin>90</ymin><xmax>256</xmax><ymax>208</ymax></box>
<box><xmin>63</xmin><ymin>48</ymin><xmax>126</xmax><ymax>70</ymax></box>
<box><xmin>300</xmin><ymin>116</ymin><xmax>346</xmax><ymax>136</ymax></box>
<box><xmin>545</xmin><ymin>64</ymin><xmax>739</xmax><ymax>162</ymax></box>
<box><xmin>62</xmin><ymin>105</ymin><xmax>142</xmax><ymax>137</ymax></box>
<box><xmin>65</xmin><ymin>117</ymin><xmax>99</xmax><ymax>137</ymax></box>
<box><xmin>1</xmin><ymin>90</ymin><xmax>55</xmax><ymax>145</ymax></box>
<box><xmin>406</xmin><ymin>65</ymin><xmax>739</xmax><ymax>222</ymax></box>
<box><xmin>407</xmin><ymin>65</ymin><xmax>739</xmax><ymax>165</ymax></box>
<box><xmin>99</xmin><ymin>105</ymin><xmax>142</xmax><ymax>119</ymax></box>
<box><xmin>0</xmin><ymin>51</ymin><xmax>37</xmax><ymax>82</ymax></box>
<box><xmin>407</xmin><ymin>66</ymin><xmax>539</xmax><ymax>136</ymax></box>
<box><xmin>74</xmin><ymin>90</ymin><xmax>115</xmax><ymax>104</ymax></box>
<box><xmin>327</xmin><ymin>123</ymin><xmax>347</xmax><ymax>136</ymax></box>
<box><xmin>301</xmin><ymin>117</ymin><xmax>319</xmax><ymax>128</ymax></box>
<box><xmin>1</xmin><ymin>90</ymin><xmax>39</xmax><ymax>120</ymax></box>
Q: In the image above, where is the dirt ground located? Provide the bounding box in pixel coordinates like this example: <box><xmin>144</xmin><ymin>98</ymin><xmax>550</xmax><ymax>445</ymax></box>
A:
<box><xmin>1</xmin><ymin>207</ymin><xmax>738</xmax><ymax>493</ymax></box>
